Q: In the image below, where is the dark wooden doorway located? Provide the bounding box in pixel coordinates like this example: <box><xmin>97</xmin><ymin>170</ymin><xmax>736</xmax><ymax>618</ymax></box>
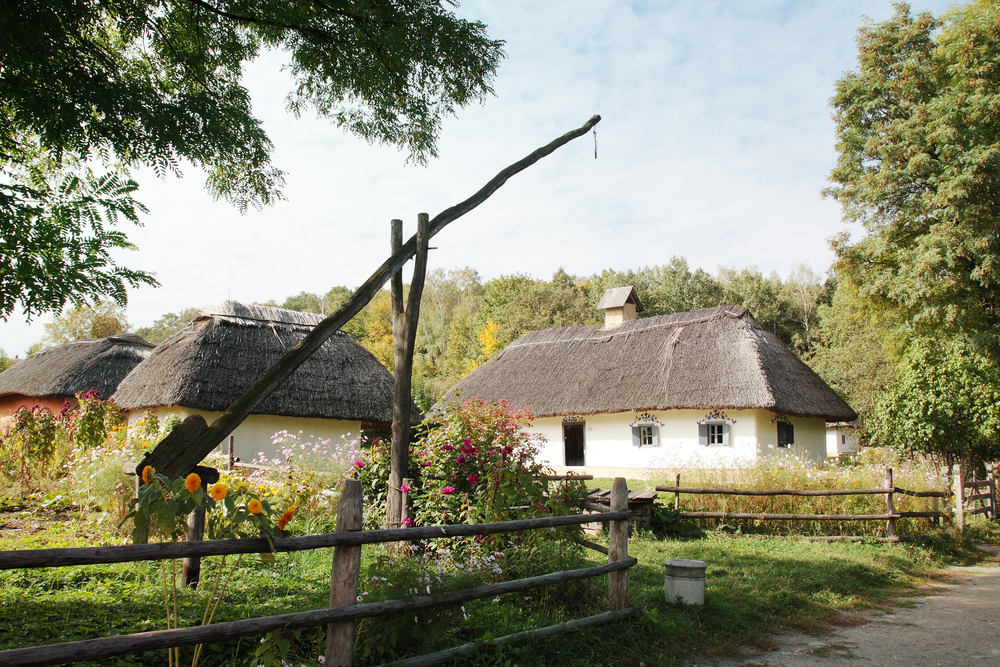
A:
<box><xmin>563</xmin><ymin>422</ymin><xmax>585</xmax><ymax>467</ymax></box>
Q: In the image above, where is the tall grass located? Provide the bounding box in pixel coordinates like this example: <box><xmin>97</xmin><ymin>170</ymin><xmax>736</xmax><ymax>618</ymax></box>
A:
<box><xmin>647</xmin><ymin>448</ymin><xmax>951</xmax><ymax>536</ymax></box>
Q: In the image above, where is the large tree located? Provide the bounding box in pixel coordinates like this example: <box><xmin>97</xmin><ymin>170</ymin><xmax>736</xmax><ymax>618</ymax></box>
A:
<box><xmin>0</xmin><ymin>0</ymin><xmax>503</xmax><ymax>319</ymax></box>
<box><xmin>820</xmin><ymin>1</ymin><xmax>1000</xmax><ymax>466</ymax></box>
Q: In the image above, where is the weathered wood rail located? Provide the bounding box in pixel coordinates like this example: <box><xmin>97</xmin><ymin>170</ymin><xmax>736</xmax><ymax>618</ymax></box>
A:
<box><xmin>0</xmin><ymin>479</ymin><xmax>635</xmax><ymax>667</ymax></box>
<box><xmin>658</xmin><ymin>463</ymin><xmax>997</xmax><ymax>537</ymax></box>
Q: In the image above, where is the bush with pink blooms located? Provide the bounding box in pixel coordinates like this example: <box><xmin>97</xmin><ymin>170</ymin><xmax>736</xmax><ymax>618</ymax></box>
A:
<box><xmin>411</xmin><ymin>398</ymin><xmax>587</xmax><ymax>534</ymax></box>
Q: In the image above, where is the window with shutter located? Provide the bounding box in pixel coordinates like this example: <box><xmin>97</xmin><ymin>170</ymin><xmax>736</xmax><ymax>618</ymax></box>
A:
<box><xmin>632</xmin><ymin>425</ymin><xmax>658</xmax><ymax>446</ymax></box>
<box><xmin>699</xmin><ymin>423</ymin><xmax>730</xmax><ymax>446</ymax></box>
<box><xmin>777</xmin><ymin>421</ymin><xmax>794</xmax><ymax>447</ymax></box>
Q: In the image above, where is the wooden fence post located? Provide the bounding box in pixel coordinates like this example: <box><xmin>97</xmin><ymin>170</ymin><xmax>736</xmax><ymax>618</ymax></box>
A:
<box><xmin>953</xmin><ymin>464</ymin><xmax>965</xmax><ymax>532</ymax></box>
<box><xmin>884</xmin><ymin>468</ymin><xmax>896</xmax><ymax>539</ymax></box>
<box><xmin>182</xmin><ymin>505</ymin><xmax>206</xmax><ymax>588</ymax></box>
<box><xmin>325</xmin><ymin>479</ymin><xmax>363</xmax><ymax>667</ymax></box>
<box><xmin>608</xmin><ymin>477</ymin><xmax>629</xmax><ymax>610</ymax></box>
<box><xmin>674</xmin><ymin>473</ymin><xmax>680</xmax><ymax>511</ymax></box>
<box><xmin>228</xmin><ymin>435</ymin><xmax>235</xmax><ymax>471</ymax></box>
<box><xmin>987</xmin><ymin>464</ymin><xmax>997</xmax><ymax>521</ymax></box>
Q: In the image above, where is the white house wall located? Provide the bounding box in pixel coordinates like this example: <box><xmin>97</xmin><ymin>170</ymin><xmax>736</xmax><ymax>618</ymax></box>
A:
<box><xmin>126</xmin><ymin>406</ymin><xmax>361</xmax><ymax>464</ymax></box>
<box><xmin>532</xmin><ymin>409</ymin><xmax>827</xmax><ymax>474</ymax></box>
<box><xmin>826</xmin><ymin>427</ymin><xmax>859</xmax><ymax>457</ymax></box>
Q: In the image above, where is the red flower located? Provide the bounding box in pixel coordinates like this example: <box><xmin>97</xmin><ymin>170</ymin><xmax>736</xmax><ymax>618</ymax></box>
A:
<box><xmin>441</xmin><ymin>486</ymin><xmax>455</xmax><ymax>495</ymax></box>
<box><xmin>467</xmin><ymin>474</ymin><xmax>480</xmax><ymax>485</ymax></box>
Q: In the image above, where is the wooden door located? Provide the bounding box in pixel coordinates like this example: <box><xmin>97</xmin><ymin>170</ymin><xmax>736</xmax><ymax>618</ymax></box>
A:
<box><xmin>564</xmin><ymin>422</ymin><xmax>585</xmax><ymax>467</ymax></box>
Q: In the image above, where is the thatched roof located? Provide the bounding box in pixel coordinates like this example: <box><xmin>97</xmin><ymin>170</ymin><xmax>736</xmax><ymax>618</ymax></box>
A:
<box><xmin>113</xmin><ymin>301</ymin><xmax>415</xmax><ymax>423</ymax></box>
<box><xmin>595</xmin><ymin>286</ymin><xmax>643</xmax><ymax>312</ymax></box>
<box><xmin>448</xmin><ymin>305</ymin><xmax>856</xmax><ymax>421</ymax></box>
<box><xmin>0</xmin><ymin>334</ymin><xmax>154</xmax><ymax>401</ymax></box>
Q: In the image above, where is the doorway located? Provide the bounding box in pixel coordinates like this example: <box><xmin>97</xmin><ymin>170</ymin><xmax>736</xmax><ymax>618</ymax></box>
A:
<box><xmin>563</xmin><ymin>422</ymin><xmax>585</xmax><ymax>467</ymax></box>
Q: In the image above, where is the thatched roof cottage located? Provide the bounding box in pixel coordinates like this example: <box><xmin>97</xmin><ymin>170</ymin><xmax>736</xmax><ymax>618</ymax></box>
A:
<box><xmin>0</xmin><ymin>334</ymin><xmax>154</xmax><ymax>419</ymax></box>
<box><xmin>113</xmin><ymin>301</ymin><xmax>413</xmax><ymax>463</ymax></box>
<box><xmin>448</xmin><ymin>292</ymin><xmax>856</xmax><ymax>474</ymax></box>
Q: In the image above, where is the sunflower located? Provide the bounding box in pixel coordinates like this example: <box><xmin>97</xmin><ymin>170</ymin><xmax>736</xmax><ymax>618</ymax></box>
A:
<box><xmin>277</xmin><ymin>506</ymin><xmax>295</xmax><ymax>530</ymax></box>
<box><xmin>209</xmin><ymin>483</ymin><xmax>227</xmax><ymax>500</ymax></box>
<box><xmin>185</xmin><ymin>473</ymin><xmax>201</xmax><ymax>493</ymax></box>
<box><xmin>141</xmin><ymin>465</ymin><xmax>155</xmax><ymax>484</ymax></box>
<box><xmin>247</xmin><ymin>498</ymin><xmax>263</xmax><ymax>515</ymax></box>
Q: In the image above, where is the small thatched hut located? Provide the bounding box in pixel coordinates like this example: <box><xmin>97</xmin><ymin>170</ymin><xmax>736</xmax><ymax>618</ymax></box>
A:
<box><xmin>113</xmin><ymin>301</ymin><xmax>412</xmax><ymax>463</ymax></box>
<box><xmin>447</xmin><ymin>297</ymin><xmax>856</xmax><ymax>474</ymax></box>
<box><xmin>0</xmin><ymin>334</ymin><xmax>154</xmax><ymax>419</ymax></box>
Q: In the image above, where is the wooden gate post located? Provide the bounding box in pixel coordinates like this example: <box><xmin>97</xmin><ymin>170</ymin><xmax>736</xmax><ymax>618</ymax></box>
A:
<box><xmin>608</xmin><ymin>477</ymin><xmax>629</xmax><ymax>610</ymax></box>
<box><xmin>953</xmin><ymin>464</ymin><xmax>965</xmax><ymax>532</ymax></box>
<box><xmin>884</xmin><ymin>468</ymin><xmax>896</xmax><ymax>539</ymax></box>
<box><xmin>182</xmin><ymin>505</ymin><xmax>206</xmax><ymax>588</ymax></box>
<box><xmin>674</xmin><ymin>473</ymin><xmax>681</xmax><ymax>511</ymax></box>
<box><xmin>326</xmin><ymin>479</ymin><xmax>363</xmax><ymax>667</ymax></box>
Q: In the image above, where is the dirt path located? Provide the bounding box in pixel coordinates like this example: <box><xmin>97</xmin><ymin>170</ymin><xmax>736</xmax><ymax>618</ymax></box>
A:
<box><xmin>683</xmin><ymin>561</ymin><xmax>1000</xmax><ymax>667</ymax></box>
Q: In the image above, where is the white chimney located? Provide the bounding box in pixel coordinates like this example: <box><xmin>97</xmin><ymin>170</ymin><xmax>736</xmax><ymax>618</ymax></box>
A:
<box><xmin>596</xmin><ymin>286</ymin><xmax>643</xmax><ymax>327</ymax></box>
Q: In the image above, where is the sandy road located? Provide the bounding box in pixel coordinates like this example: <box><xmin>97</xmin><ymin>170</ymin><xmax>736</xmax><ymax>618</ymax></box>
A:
<box><xmin>682</xmin><ymin>561</ymin><xmax>1000</xmax><ymax>667</ymax></box>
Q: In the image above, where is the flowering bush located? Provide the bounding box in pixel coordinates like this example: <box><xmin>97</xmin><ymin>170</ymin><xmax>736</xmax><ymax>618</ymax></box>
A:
<box><xmin>412</xmin><ymin>398</ymin><xmax>587</xmax><ymax>530</ymax></box>
<box><xmin>1</xmin><ymin>405</ymin><xmax>60</xmax><ymax>482</ymax></box>
<box><xmin>73</xmin><ymin>389</ymin><xmax>123</xmax><ymax>449</ymax></box>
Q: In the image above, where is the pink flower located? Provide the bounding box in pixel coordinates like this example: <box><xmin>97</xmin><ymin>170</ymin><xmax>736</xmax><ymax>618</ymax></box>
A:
<box><xmin>402</xmin><ymin>517</ymin><xmax>414</xmax><ymax>527</ymax></box>
<box><xmin>353</xmin><ymin>459</ymin><xmax>365</xmax><ymax>469</ymax></box>
<box><xmin>400</xmin><ymin>483</ymin><xmax>412</xmax><ymax>494</ymax></box>
<box><xmin>464</xmin><ymin>439</ymin><xmax>471</xmax><ymax>446</ymax></box>
<box><xmin>467</xmin><ymin>474</ymin><xmax>480</xmax><ymax>485</ymax></box>
<box><xmin>420</xmin><ymin>461</ymin><xmax>431</xmax><ymax>467</ymax></box>
<box><xmin>441</xmin><ymin>486</ymin><xmax>455</xmax><ymax>495</ymax></box>
<box><xmin>456</xmin><ymin>455</ymin><xmax>467</xmax><ymax>464</ymax></box>
<box><xmin>441</xmin><ymin>444</ymin><xmax>454</xmax><ymax>452</ymax></box>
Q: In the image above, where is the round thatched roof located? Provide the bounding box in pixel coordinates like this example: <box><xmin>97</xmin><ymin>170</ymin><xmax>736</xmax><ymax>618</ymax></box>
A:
<box><xmin>113</xmin><ymin>301</ymin><xmax>413</xmax><ymax>423</ymax></box>
<box><xmin>448</xmin><ymin>305</ymin><xmax>857</xmax><ymax>422</ymax></box>
<box><xmin>0</xmin><ymin>334</ymin><xmax>154</xmax><ymax>401</ymax></box>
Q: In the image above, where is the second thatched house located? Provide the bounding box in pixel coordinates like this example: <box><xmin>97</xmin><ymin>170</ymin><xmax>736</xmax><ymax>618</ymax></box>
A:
<box><xmin>0</xmin><ymin>334</ymin><xmax>154</xmax><ymax>419</ymax></box>
<box><xmin>447</xmin><ymin>289</ymin><xmax>856</xmax><ymax>474</ymax></box>
<box><xmin>113</xmin><ymin>301</ymin><xmax>412</xmax><ymax>463</ymax></box>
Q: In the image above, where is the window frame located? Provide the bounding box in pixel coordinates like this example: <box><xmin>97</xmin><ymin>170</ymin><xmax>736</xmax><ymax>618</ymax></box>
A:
<box><xmin>631</xmin><ymin>424</ymin><xmax>659</xmax><ymax>447</ymax></box>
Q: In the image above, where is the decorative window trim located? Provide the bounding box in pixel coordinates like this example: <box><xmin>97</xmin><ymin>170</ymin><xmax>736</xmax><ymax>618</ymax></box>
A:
<box><xmin>629</xmin><ymin>412</ymin><xmax>665</xmax><ymax>427</ymax></box>
<box><xmin>696</xmin><ymin>410</ymin><xmax>736</xmax><ymax>425</ymax></box>
<box><xmin>562</xmin><ymin>415</ymin><xmax>585</xmax><ymax>424</ymax></box>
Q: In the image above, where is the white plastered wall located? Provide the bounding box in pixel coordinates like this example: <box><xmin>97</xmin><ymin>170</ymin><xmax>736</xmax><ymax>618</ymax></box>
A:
<box><xmin>125</xmin><ymin>406</ymin><xmax>361</xmax><ymax>464</ymax></box>
<box><xmin>533</xmin><ymin>408</ymin><xmax>828</xmax><ymax>474</ymax></box>
<box><xmin>826</xmin><ymin>427</ymin><xmax>859</xmax><ymax>457</ymax></box>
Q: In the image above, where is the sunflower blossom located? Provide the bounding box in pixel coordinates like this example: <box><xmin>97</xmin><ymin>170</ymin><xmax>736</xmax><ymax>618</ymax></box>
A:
<box><xmin>141</xmin><ymin>465</ymin><xmax>155</xmax><ymax>484</ymax></box>
<box><xmin>185</xmin><ymin>473</ymin><xmax>201</xmax><ymax>493</ymax></box>
<box><xmin>247</xmin><ymin>498</ymin><xmax>263</xmax><ymax>515</ymax></box>
<box><xmin>209</xmin><ymin>483</ymin><xmax>227</xmax><ymax>500</ymax></box>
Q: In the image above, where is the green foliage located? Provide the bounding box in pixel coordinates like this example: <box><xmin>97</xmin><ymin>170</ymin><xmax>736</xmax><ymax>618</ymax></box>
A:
<box><xmin>0</xmin><ymin>159</ymin><xmax>157</xmax><ymax>320</ymax></box>
<box><xmin>0</xmin><ymin>348</ymin><xmax>9</xmax><ymax>372</ymax></box>
<box><xmin>1</xmin><ymin>405</ymin><xmax>59</xmax><ymax>482</ymax></box>
<box><xmin>870</xmin><ymin>337</ymin><xmax>1000</xmax><ymax>468</ymax></box>
<box><xmin>72</xmin><ymin>389</ymin><xmax>124</xmax><ymax>449</ymax></box>
<box><xmin>134</xmin><ymin>307</ymin><xmax>200</xmax><ymax>344</ymax></box>
<box><xmin>2</xmin><ymin>0</ymin><xmax>503</xmax><ymax>319</ymax></box>
<box><xmin>42</xmin><ymin>300</ymin><xmax>130</xmax><ymax>345</ymax></box>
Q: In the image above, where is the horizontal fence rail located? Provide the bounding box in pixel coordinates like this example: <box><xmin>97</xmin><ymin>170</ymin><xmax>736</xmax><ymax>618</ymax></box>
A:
<box><xmin>655</xmin><ymin>485</ymin><xmax>950</xmax><ymax>498</ymax></box>
<box><xmin>0</xmin><ymin>558</ymin><xmax>637</xmax><ymax>667</ymax></box>
<box><xmin>677</xmin><ymin>511</ymin><xmax>942</xmax><ymax>521</ymax></box>
<box><xmin>0</xmin><ymin>512</ymin><xmax>628</xmax><ymax>571</ymax></box>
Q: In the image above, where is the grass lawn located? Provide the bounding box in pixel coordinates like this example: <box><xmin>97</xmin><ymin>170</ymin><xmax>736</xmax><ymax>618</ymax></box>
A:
<box><xmin>0</xmin><ymin>496</ymin><xmax>995</xmax><ymax>667</ymax></box>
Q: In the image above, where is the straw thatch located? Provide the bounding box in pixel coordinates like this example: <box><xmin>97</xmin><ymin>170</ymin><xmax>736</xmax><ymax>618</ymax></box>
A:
<box><xmin>449</xmin><ymin>305</ymin><xmax>856</xmax><ymax>421</ymax></box>
<box><xmin>0</xmin><ymin>334</ymin><xmax>154</xmax><ymax>401</ymax></box>
<box><xmin>113</xmin><ymin>301</ymin><xmax>415</xmax><ymax>423</ymax></box>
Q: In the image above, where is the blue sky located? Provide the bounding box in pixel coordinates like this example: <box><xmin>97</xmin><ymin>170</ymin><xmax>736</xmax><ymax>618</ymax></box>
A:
<box><xmin>1</xmin><ymin>1</ymin><xmax>958</xmax><ymax>354</ymax></box>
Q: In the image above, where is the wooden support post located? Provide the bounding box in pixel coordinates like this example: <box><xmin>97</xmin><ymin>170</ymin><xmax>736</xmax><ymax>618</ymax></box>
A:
<box><xmin>953</xmin><ymin>464</ymin><xmax>965</xmax><ymax>532</ymax></box>
<box><xmin>182</xmin><ymin>505</ymin><xmax>206</xmax><ymax>588</ymax></box>
<box><xmin>387</xmin><ymin>214</ymin><xmax>430</xmax><ymax>529</ymax></box>
<box><xmin>608</xmin><ymin>477</ymin><xmax>629</xmax><ymax>610</ymax></box>
<box><xmin>884</xmin><ymin>468</ymin><xmax>896</xmax><ymax>539</ymax></box>
<box><xmin>674</xmin><ymin>473</ymin><xmax>680</xmax><ymax>511</ymax></box>
<box><xmin>325</xmin><ymin>479</ymin><xmax>363</xmax><ymax>667</ymax></box>
<box><xmin>987</xmin><ymin>464</ymin><xmax>997</xmax><ymax>521</ymax></box>
<box><xmin>227</xmin><ymin>435</ymin><xmax>235</xmax><ymax>471</ymax></box>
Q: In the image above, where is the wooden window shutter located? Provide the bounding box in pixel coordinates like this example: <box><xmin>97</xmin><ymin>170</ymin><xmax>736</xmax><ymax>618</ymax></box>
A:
<box><xmin>632</xmin><ymin>426</ymin><xmax>641</xmax><ymax>447</ymax></box>
<box><xmin>722</xmin><ymin>424</ymin><xmax>730</xmax><ymax>446</ymax></box>
<box><xmin>698</xmin><ymin>424</ymin><xmax>708</xmax><ymax>446</ymax></box>
<box><xmin>651</xmin><ymin>426</ymin><xmax>659</xmax><ymax>447</ymax></box>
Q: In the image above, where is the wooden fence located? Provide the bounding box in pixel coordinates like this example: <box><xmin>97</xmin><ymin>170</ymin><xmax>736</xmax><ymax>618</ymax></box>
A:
<box><xmin>0</xmin><ymin>478</ymin><xmax>636</xmax><ymax>667</ymax></box>
<box><xmin>656</xmin><ymin>465</ymin><xmax>996</xmax><ymax>539</ymax></box>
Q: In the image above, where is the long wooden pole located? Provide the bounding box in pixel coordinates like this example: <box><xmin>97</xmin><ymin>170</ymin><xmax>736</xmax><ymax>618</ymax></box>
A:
<box><xmin>677</xmin><ymin>511</ymin><xmax>938</xmax><ymax>520</ymax></box>
<box><xmin>0</xmin><ymin>559</ymin><xmax>636</xmax><ymax>667</ymax></box>
<box><xmin>954</xmin><ymin>464</ymin><xmax>965</xmax><ymax>532</ymax></box>
<box><xmin>135</xmin><ymin>115</ymin><xmax>603</xmax><ymax>481</ymax></box>
<box><xmin>884</xmin><ymin>468</ymin><xmax>896</xmax><ymax>539</ymax></box>
<box><xmin>0</xmin><ymin>511</ymin><xmax>629</xmax><ymax>570</ymax></box>
<box><xmin>326</xmin><ymin>480</ymin><xmax>363</xmax><ymax>667</ymax></box>
<box><xmin>655</xmin><ymin>485</ymin><xmax>948</xmax><ymax>497</ymax></box>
